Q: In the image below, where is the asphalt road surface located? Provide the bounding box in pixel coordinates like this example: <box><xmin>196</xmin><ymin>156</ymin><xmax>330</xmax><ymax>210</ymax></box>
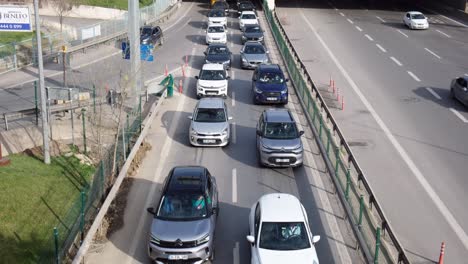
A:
<box><xmin>275</xmin><ymin>0</ymin><xmax>468</xmax><ymax>262</ymax></box>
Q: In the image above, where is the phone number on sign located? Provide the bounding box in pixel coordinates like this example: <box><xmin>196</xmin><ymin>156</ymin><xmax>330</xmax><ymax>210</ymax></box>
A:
<box><xmin>0</xmin><ymin>24</ymin><xmax>28</xmax><ymax>30</ymax></box>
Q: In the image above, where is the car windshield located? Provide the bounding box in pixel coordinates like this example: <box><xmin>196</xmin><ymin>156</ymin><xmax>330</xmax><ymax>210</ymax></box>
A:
<box><xmin>241</xmin><ymin>14</ymin><xmax>256</xmax><ymax>19</ymax></box>
<box><xmin>240</xmin><ymin>3</ymin><xmax>254</xmax><ymax>9</ymax></box>
<box><xmin>157</xmin><ymin>193</ymin><xmax>208</xmax><ymax>220</ymax></box>
<box><xmin>195</xmin><ymin>108</ymin><xmax>226</xmax><ymax>122</ymax></box>
<box><xmin>208</xmin><ymin>46</ymin><xmax>229</xmax><ymax>55</ymax></box>
<box><xmin>263</xmin><ymin>122</ymin><xmax>298</xmax><ymax>139</ymax></box>
<box><xmin>411</xmin><ymin>14</ymin><xmax>425</xmax><ymax>19</ymax></box>
<box><xmin>213</xmin><ymin>2</ymin><xmax>227</xmax><ymax>8</ymax></box>
<box><xmin>244</xmin><ymin>45</ymin><xmax>265</xmax><ymax>54</ymax></box>
<box><xmin>208</xmin><ymin>26</ymin><xmax>225</xmax><ymax>33</ymax></box>
<box><xmin>259</xmin><ymin>222</ymin><xmax>311</xmax><ymax>250</ymax></box>
<box><xmin>245</xmin><ymin>26</ymin><xmax>261</xmax><ymax>33</ymax></box>
<box><xmin>200</xmin><ymin>69</ymin><xmax>226</xmax><ymax>80</ymax></box>
<box><xmin>258</xmin><ymin>71</ymin><xmax>284</xmax><ymax>84</ymax></box>
<box><xmin>209</xmin><ymin>10</ymin><xmax>224</xmax><ymax>17</ymax></box>
<box><xmin>141</xmin><ymin>28</ymin><xmax>152</xmax><ymax>35</ymax></box>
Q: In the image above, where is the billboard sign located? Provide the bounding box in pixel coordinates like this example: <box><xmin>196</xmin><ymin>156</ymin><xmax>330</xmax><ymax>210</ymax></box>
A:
<box><xmin>0</xmin><ymin>6</ymin><xmax>32</xmax><ymax>32</ymax></box>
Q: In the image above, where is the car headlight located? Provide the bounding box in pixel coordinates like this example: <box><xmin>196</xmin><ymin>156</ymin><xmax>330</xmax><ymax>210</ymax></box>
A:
<box><xmin>222</xmin><ymin>128</ymin><xmax>228</xmax><ymax>136</ymax></box>
<box><xmin>242</xmin><ymin>57</ymin><xmax>248</xmax><ymax>63</ymax></box>
<box><xmin>191</xmin><ymin>128</ymin><xmax>198</xmax><ymax>135</ymax></box>
<box><xmin>141</xmin><ymin>39</ymin><xmax>148</xmax><ymax>44</ymax></box>
<box><xmin>254</xmin><ymin>87</ymin><xmax>262</xmax><ymax>93</ymax></box>
<box><xmin>261</xmin><ymin>143</ymin><xmax>274</xmax><ymax>153</ymax></box>
<box><xmin>281</xmin><ymin>89</ymin><xmax>287</xmax><ymax>94</ymax></box>
<box><xmin>292</xmin><ymin>145</ymin><xmax>303</xmax><ymax>154</ymax></box>
<box><xmin>242</xmin><ymin>36</ymin><xmax>247</xmax><ymax>40</ymax></box>
<box><xmin>258</xmin><ymin>36</ymin><xmax>264</xmax><ymax>41</ymax></box>
<box><xmin>150</xmin><ymin>234</ymin><xmax>161</xmax><ymax>245</ymax></box>
<box><xmin>205</xmin><ymin>60</ymin><xmax>212</xmax><ymax>64</ymax></box>
<box><xmin>196</xmin><ymin>234</ymin><xmax>210</xmax><ymax>245</ymax></box>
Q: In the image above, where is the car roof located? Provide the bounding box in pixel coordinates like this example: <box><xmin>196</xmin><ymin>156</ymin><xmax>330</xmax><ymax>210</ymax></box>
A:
<box><xmin>208</xmin><ymin>43</ymin><xmax>228</xmax><ymax>48</ymax></box>
<box><xmin>167</xmin><ymin>166</ymin><xmax>206</xmax><ymax>193</ymax></box>
<box><xmin>198</xmin><ymin>97</ymin><xmax>225</xmax><ymax>109</ymax></box>
<box><xmin>259</xmin><ymin>193</ymin><xmax>305</xmax><ymax>222</ymax></box>
<box><xmin>202</xmin><ymin>63</ymin><xmax>225</xmax><ymax>70</ymax></box>
<box><xmin>258</xmin><ymin>63</ymin><xmax>282</xmax><ymax>72</ymax></box>
<box><xmin>244</xmin><ymin>41</ymin><xmax>263</xmax><ymax>46</ymax></box>
<box><xmin>408</xmin><ymin>11</ymin><xmax>424</xmax><ymax>15</ymax></box>
<box><xmin>207</xmin><ymin>23</ymin><xmax>225</xmax><ymax>28</ymax></box>
<box><xmin>241</xmin><ymin>11</ymin><xmax>256</xmax><ymax>15</ymax></box>
<box><xmin>264</xmin><ymin>109</ymin><xmax>293</xmax><ymax>123</ymax></box>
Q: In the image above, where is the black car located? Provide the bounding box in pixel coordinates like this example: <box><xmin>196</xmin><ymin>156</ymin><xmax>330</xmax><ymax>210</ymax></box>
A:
<box><xmin>237</xmin><ymin>1</ymin><xmax>255</xmax><ymax>15</ymax></box>
<box><xmin>140</xmin><ymin>25</ymin><xmax>164</xmax><ymax>46</ymax></box>
<box><xmin>204</xmin><ymin>44</ymin><xmax>232</xmax><ymax>69</ymax></box>
<box><xmin>242</xmin><ymin>25</ymin><xmax>264</xmax><ymax>44</ymax></box>
<box><xmin>212</xmin><ymin>0</ymin><xmax>230</xmax><ymax>16</ymax></box>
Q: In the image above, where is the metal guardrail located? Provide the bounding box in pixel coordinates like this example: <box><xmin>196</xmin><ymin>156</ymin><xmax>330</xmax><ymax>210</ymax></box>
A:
<box><xmin>261</xmin><ymin>1</ymin><xmax>411</xmax><ymax>263</ymax></box>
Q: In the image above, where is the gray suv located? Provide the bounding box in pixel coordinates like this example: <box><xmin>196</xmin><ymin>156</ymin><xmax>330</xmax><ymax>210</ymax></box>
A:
<box><xmin>256</xmin><ymin>109</ymin><xmax>304</xmax><ymax>167</ymax></box>
<box><xmin>147</xmin><ymin>166</ymin><xmax>218</xmax><ymax>264</ymax></box>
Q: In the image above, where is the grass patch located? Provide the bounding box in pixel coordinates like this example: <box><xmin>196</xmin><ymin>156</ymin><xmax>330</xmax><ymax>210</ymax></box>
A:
<box><xmin>0</xmin><ymin>152</ymin><xmax>95</xmax><ymax>263</ymax></box>
<box><xmin>81</xmin><ymin>0</ymin><xmax>153</xmax><ymax>10</ymax></box>
<box><xmin>0</xmin><ymin>32</ymin><xmax>37</xmax><ymax>45</ymax></box>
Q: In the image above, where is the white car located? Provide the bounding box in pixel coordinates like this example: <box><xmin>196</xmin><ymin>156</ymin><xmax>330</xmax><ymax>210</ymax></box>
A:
<box><xmin>208</xmin><ymin>8</ymin><xmax>227</xmax><ymax>27</ymax></box>
<box><xmin>403</xmin><ymin>11</ymin><xmax>429</xmax><ymax>29</ymax></box>
<box><xmin>196</xmin><ymin>63</ymin><xmax>230</xmax><ymax>98</ymax></box>
<box><xmin>247</xmin><ymin>193</ymin><xmax>321</xmax><ymax>264</ymax></box>
<box><xmin>239</xmin><ymin>11</ymin><xmax>259</xmax><ymax>31</ymax></box>
<box><xmin>206</xmin><ymin>23</ymin><xmax>228</xmax><ymax>45</ymax></box>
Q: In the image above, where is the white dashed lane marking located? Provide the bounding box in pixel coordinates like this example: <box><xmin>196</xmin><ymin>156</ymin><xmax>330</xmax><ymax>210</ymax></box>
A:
<box><xmin>232</xmin><ymin>168</ymin><xmax>237</xmax><ymax>202</ymax></box>
<box><xmin>407</xmin><ymin>71</ymin><xmax>421</xmax><ymax>82</ymax></box>
<box><xmin>355</xmin><ymin>26</ymin><xmax>363</xmax><ymax>31</ymax></box>
<box><xmin>436</xmin><ymin>29</ymin><xmax>452</xmax><ymax>38</ymax></box>
<box><xmin>425</xmin><ymin>87</ymin><xmax>442</xmax><ymax>100</ymax></box>
<box><xmin>424</xmin><ymin>48</ymin><xmax>441</xmax><ymax>59</ymax></box>
<box><xmin>390</xmin><ymin>57</ymin><xmax>403</xmax><ymax>66</ymax></box>
<box><xmin>365</xmin><ymin>34</ymin><xmax>374</xmax><ymax>41</ymax></box>
<box><xmin>376</xmin><ymin>16</ymin><xmax>386</xmax><ymax>22</ymax></box>
<box><xmin>339</xmin><ymin>12</ymin><xmax>345</xmax><ymax>17</ymax></box>
<box><xmin>450</xmin><ymin>108</ymin><xmax>468</xmax><ymax>123</ymax></box>
<box><xmin>376</xmin><ymin>44</ymin><xmax>386</xmax><ymax>53</ymax></box>
<box><xmin>397</xmin><ymin>29</ymin><xmax>409</xmax><ymax>38</ymax></box>
<box><xmin>347</xmin><ymin>18</ymin><xmax>354</xmax><ymax>24</ymax></box>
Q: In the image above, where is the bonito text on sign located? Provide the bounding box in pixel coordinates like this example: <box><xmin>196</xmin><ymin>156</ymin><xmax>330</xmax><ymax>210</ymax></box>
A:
<box><xmin>0</xmin><ymin>6</ymin><xmax>32</xmax><ymax>32</ymax></box>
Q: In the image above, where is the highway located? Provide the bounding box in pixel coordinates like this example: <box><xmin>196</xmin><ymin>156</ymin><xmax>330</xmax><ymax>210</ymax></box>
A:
<box><xmin>274</xmin><ymin>0</ymin><xmax>468</xmax><ymax>262</ymax></box>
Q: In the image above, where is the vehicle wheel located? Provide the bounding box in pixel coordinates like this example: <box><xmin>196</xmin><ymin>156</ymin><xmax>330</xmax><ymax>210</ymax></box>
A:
<box><xmin>197</xmin><ymin>94</ymin><xmax>202</xmax><ymax>99</ymax></box>
<box><xmin>210</xmin><ymin>248</ymin><xmax>215</xmax><ymax>261</ymax></box>
<box><xmin>253</xmin><ymin>97</ymin><xmax>259</xmax><ymax>105</ymax></box>
<box><xmin>257</xmin><ymin>150</ymin><xmax>264</xmax><ymax>167</ymax></box>
<box><xmin>159</xmin><ymin>37</ymin><xmax>164</xmax><ymax>46</ymax></box>
<box><xmin>450</xmin><ymin>88</ymin><xmax>455</xmax><ymax>99</ymax></box>
<box><xmin>283</xmin><ymin>99</ymin><xmax>288</xmax><ymax>105</ymax></box>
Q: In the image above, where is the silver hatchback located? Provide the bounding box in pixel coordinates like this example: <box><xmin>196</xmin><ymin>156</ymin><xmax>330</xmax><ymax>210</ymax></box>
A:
<box><xmin>189</xmin><ymin>98</ymin><xmax>232</xmax><ymax>147</ymax></box>
<box><xmin>240</xmin><ymin>41</ymin><xmax>269</xmax><ymax>69</ymax></box>
<box><xmin>256</xmin><ymin>109</ymin><xmax>304</xmax><ymax>167</ymax></box>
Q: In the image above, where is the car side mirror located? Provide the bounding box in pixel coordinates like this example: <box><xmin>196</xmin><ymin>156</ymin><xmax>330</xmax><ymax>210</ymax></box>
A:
<box><xmin>147</xmin><ymin>207</ymin><xmax>156</xmax><ymax>215</ymax></box>
<box><xmin>240</xmin><ymin>51</ymin><xmax>243</xmax><ymax>54</ymax></box>
<box><xmin>463</xmin><ymin>87</ymin><xmax>468</xmax><ymax>92</ymax></box>
<box><xmin>266</xmin><ymin>50</ymin><xmax>270</xmax><ymax>54</ymax></box>
<box><xmin>246</xmin><ymin>235</ymin><xmax>255</xmax><ymax>244</ymax></box>
<box><xmin>228</xmin><ymin>116</ymin><xmax>233</xmax><ymax>120</ymax></box>
<box><xmin>285</xmin><ymin>78</ymin><xmax>289</xmax><ymax>82</ymax></box>
<box><xmin>188</xmin><ymin>115</ymin><xmax>193</xmax><ymax>120</ymax></box>
<box><xmin>299</xmin><ymin>131</ymin><xmax>304</xmax><ymax>136</ymax></box>
<box><xmin>195</xmin><ymin>76</ymin><xmax>199</xmax><ymax>79</ymax></box>
<box><xmin>312</xmin><ymin>235</ymin><xmax>321</xmax><ymax>244</ymax></box>
<box><xmin>204</xmin><ymin>51</ymin><xmax>207</xmax><ymax>55</ymax></box>
<box><xmin>256</xmin><ymin>130</ymin><xmax>262</xmax><ymax>136</ymax></box>
<box><xmin>227</xmin><ymin>75</ymin><xmax>231</xmax><ymax>79</ymax></box>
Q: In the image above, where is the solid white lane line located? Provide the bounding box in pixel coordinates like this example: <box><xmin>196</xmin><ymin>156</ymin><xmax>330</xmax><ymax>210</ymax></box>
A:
<box><xmin>422</xmin><ymin>7</ymin><xmax>468</xmax><ymax>27</ymax></box>
<box><xmin>390</xmin><ymin>56</ymin><xmax>403</xmax><ymax>66</ymax></box>
<box><xmin>407</xmin><ymin>71</ymin><xmax>421</xmax><ymax>82</ymax></box>
<box><xmin>232</xmin><ymin>91</ymin><xmax>236</xmax><ymax>106</ymax></box>
<box><xmin>339</xmin><ymin>12</ymin><xmax>345</xmax><ymax>17</ymax></box>
<box><xmin>464</xmin><ymin>73</ymin><xmax>468</xmax><ymax>77</ymax></box>
<box><xmin>450</xmin><ymin>108</ymin><xmax>468</xmax><ymax>123</ymax></box>
<box><xmin>396</xmin><ymin>29</ymin><xmax>409</xmax><ymax>38</ymax></box>
<box><xmin>301</xmin><ymin>9</ymin><xmax>468</xmax><ymax>252</ymax></box>
<box><xmin>436</xmin><ymin>29</ymin><xmax>452</xmax><ymax>38</ymax></box>
<box><xmin>376</xmin><ymin>44</ymin><xmax>386</xmax><ymax>53</ymax></box>
<box><xmin>355</xmin><ymin>26</ymin><xmax>363</xmax><ymax>31</ymax></box>
<box><xmin>424</xmin><ymin>48</ymin><xmax>441</xmax><ymax>59</ymax></box>
<box><xmin>232</xmin><ymin>122</ymin><xmax>236</xmax><ymax>144</ymax></box>
<box><xmin>233</xmin><ymin>242</ymin><xmax>240</xmax><ymax>264</ymax></box>
<box><xmin>347</xmin><ymin>18</ymin><xmax>354</xmax><ymax>24</ymax></box>
<box><xmin>365</xmin><ymin>34</ymin><xmax>374</xmax><ymax>41</ymax></box>
<box><xmin>426</xmin><ymin>87</ymin><xmax>442</xmax><ymax>100</ymax></box>
<box><xmin>376</xmin><ymin>16</ymin><xmax>386</xmax><ymax>22</ymax></box>
<box><xmin>232</xmin><ymin>168</ymin><xmax>238</xmax><ymax>203</ymax></box>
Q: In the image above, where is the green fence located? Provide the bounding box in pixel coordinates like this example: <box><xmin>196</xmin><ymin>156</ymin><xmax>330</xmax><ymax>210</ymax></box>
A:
<box><xmin>37</xmin><ymin>99</ymin><xmax>144</xmax><ymax>263</ymax></box>
<box><xmin>262</xmin><ymin>1</ymin><xmax>410</xmax><ymax>263</ymax></box>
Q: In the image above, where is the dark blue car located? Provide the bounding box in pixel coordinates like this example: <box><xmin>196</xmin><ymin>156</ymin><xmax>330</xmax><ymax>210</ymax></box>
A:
<box><xmin>252</xmin><ymin>64</ymin><xmax>288</xmax><ymax>104</ymax></box>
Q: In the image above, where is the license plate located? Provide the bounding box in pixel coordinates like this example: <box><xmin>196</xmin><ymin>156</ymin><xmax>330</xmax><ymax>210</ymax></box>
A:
<box><xmin>276</xmin><ymin>158</ymin><xmax>290</xmax><ymax>162</ymax></box>
<box><xmin>267</xmin><ymin>97</ymin><xmax>277</xmax><ymax>101</ymax></box>
<box><xmin>203</xmin><ymin>139</ymin><xmax>216</xmax><ymax>143</ymax></box>
<box><xmin>207</xmin><ymin>92</ymin><xmax>217</xmax><ymax>95</ymax></box>
<box><xmin>168</xmin><ymin>255</ymin><xmax>188</xmax><ymax>260</ymax></box>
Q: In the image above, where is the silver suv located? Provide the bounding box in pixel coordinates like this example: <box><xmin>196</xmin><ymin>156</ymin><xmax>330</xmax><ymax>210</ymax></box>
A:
<box><xmin>189</xmin><ymin>98</ymin><xmax>232</xmax><ymax>147</ymax></box>
<box><xmin>256</xmin><ymin>109</ymin><xmax>304</xmax><ymax>167</ymax></box>
<box><xmin>147</xmin><ymin>166</ymin><xmax>219</xmax><ymax>264</ymax></box>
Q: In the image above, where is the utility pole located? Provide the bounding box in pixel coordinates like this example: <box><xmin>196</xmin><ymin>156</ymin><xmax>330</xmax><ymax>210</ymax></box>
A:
<box><xmin>62</xmin><ymin>45</ymin><xmax>67</xmax><ymax>88</ymax></box>
<box><xmin>128</xmin><ymin>0</ymin><xmax>142</xmax><ymax>106</ymax></box>
<box><xmin>34</xmin><ymin>0</ymin><xmax>50</xmax><ymax>164</ymax></box>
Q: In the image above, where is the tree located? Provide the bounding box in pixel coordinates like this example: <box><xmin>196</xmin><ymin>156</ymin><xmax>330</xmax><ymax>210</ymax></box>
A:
<box><xmin>50</xmin><ymin>0</ymin><xmax>75</xmax><ymax>33</ymax></box>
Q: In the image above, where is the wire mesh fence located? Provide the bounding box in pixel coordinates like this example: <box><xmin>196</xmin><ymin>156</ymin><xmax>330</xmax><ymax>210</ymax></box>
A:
<box><xmin>262</xmin><ymin>1</ymin><xmax>410</xmax><ymax>263</ymax></box>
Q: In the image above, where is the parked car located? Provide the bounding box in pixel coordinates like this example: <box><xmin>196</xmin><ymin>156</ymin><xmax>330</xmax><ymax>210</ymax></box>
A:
<box><xmin>256</xmin><ymin>109</ymin><xmax>304</xmax><ymax>167</ymax></box>
<box><xmin>238</xmin><ymin>1</ymin><xmax>256</xmax><ymax>15</ymax></box>
<box><xmin>212</xmin><ymin>0</ymin><xmax>230</xmax><ymax>16</ymax></box>
<box><xmin>140</xmin><ymin>25</ymin><xmax>164</xmax><ymax>46</ymax></box>
<box><xmin>208</xmin><ymin>8</ymin><xmax>227</xmax><ymax>26</ymax></box>
<box><xmin>206</xmin><ymin>23</ymin><xmax>228</xmax><ymax>45</ymax></box>
<box><xmin>189</xmin><ymin>98</ymin><xmax>232</xmax><ymax>147</ymax></box>
<box><xmin>403</xmin><ymin>11</ymin><xmax>429</xmax><ymax>29</ymax></box>
<box><xmin>239</xmin><ymin>11</ymin><xmax>258</xmax><ymax>31</ymax></box>
<box><xmin>252</xmin><ymin>64</ymin><xmax>288</xmax><ymax>104</ymax></box>
<box><xmin>204</xmin><ymin>44</ymin><xmax>232</xmax><ymax>69</ymax></box>
<box><xmin>240</xmin><ymin>41</ymin><xmax>269</xmax><ymax>69</ymax></box>
<box><xmin>196</xmin><ymin>63</ymin><xmax>230</xmax><ymax>98</ymax></box>
<box><xmin>146</xmin><ymin>166</ymin><xmax>219</xmax><ymax>264</ymax></box>
<box><xmin>247</xmin><ymin>193</ymin><xmax>320</xmax><ymax>264</ymax></box>
<box><xmin>450</xmin><ymin>76</ymin><xmax>468</xmax><ymax>106</ymax></box>
<box><xmin>242</xmin><ymin>24</ymin><xmax>264</xmax><ymax>44</ymax></box>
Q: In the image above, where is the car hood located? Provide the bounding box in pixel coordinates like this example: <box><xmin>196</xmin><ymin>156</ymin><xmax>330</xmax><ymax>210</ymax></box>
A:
<box><xmin>411</xmin><ymin>18</ymin><xmax>427</xmax><ymax>23</ymax></box>
<box><xmin>243</xmin><ymin>32</ymin><xmax>263</xmax><ymax>39</ymax></box>
<box><xmin>151</xmin><ymin>218</ymin><xmax>211</xmax><ymax>241</ymax></box>
<box><xmin>254</xmin><ymin>81</ymin><xmax>287</xmax><ymax>92</ymax></box>
<box><xmin>198</xmin><ymin>79</ymin><xmax>227</xmax><ymax>88</ymax></box>
<box><xmin>241</xmin><ymin>19</ymin><xmax>258</xmax><ymax>24</ymax></box>
<box><xmin>192</xmin><ymin>121</ymin><xmax>228</xmax><ymax>134</ymax></box>
<box><xmin>257</xmin><ymin>247</ymin><xmax>319</xmax><ymax>264</ymax></box>
<box><xmin>260</xmin><ymin>137</ymin><xmax>301</xmax><ymax>150</ymax></box>
<box><xmin>207</xmin><ymin>32</ymin><xmax>226</xmax><ymax>38</ymax></box>
<box><xmin>206</xmin><ymin>53</ymin><xmax>230</xmax><ymax>63</ymax></box>
<box><xmin>243</xmin><ymin>53</ymin><xmax>268</xmax><ymax>62</ymax></box>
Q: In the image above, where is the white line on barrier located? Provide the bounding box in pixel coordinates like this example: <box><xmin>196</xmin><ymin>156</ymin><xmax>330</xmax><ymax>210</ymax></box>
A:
<box><xmin>347</xmin><ymin>18</ymin><xmax>354</xmax><ymax>24</ymax></box>
<box><xmin>426</xmin><ymin>87</ymin><xmax>442</xmax><ymax>100</ymax></box>
<box><xmin>233</xmin><ymin>241</ymin><xmax>240</xmax><ymax>264</ymax></box>
<box><xmin>390</xmin><ymin>56</ymin><xmax>403</xmax><ymax>66</ymax></box>
<box><xmin>339</xmin><ymin>12</ymin><xmax>345</xmax><ymax>17</ymax></box>
<box><xmin>396</xmin><ymin>29</ymin><xmax>409</xmax><ymax>38</ymax></box>
<box><xmin>436</xmin><ymin>29</ymin><xmax>452</xmax><ymax>38</ymax></box>
<box><xmin>355</xmin><ymin>26</ymin><xmax>363</xmax><ymax>32</ymax></box>
<box><xmin>450</xmin><ymin>108</ymin><xmax>468</xmax><ymax>123</ymax></box>
<box><xmin>407</xmin><ymin>71</ymin><xmax>421</xmax><ymax>82</ymax></box>
<box><xmin>365</xmin><ymin>34</ymin><xmax>374</xmax><ymax>41</ymax></box>
<box><xmin>376</xmin><ymin>16</ymin><xmax>386</xmax><ymax>22</ymax></box>
<box><xmin>376</xmin><ymin>44</ymin><xmax>386</xmax><ymax>53</ymax></box>
<box><xmin>232</xmin><ymin>168</ymin><xmax>238</xmax><ymax>202</ymax></box>
<box><xmin>300</xmin><ymin>9</ymin><xmax>468</xmax><ymax>252</ymax></box>
<box><xmin>424</xmin><ymin>48</ymin><xmax>441</xmax><ymax>59</ymax></box>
